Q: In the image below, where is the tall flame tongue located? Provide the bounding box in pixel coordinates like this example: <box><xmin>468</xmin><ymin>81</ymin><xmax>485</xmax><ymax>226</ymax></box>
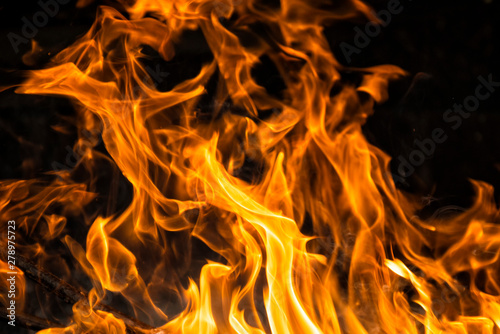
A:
<box><xmin>2</xmin><ymin>0</ymin><xmax>499</xmax><ymax>333</ymax></box>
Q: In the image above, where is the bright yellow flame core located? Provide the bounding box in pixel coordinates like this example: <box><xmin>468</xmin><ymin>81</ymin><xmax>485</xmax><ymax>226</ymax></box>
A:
<box><xmin>0</xmin><ymin>0</ymin><xmax>498</xmax><ymax>333</ymax></box>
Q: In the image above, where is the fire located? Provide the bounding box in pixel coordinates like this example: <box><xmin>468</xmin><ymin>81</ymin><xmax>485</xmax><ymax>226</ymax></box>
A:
<box><xmin>1</xmin><ymin>0</ymin><xmax>499</xmax><ymax>333</ymax></box>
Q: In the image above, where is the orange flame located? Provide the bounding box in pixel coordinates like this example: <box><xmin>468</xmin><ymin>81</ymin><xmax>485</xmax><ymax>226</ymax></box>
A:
<box><xmin>2</xmin><ymin>0</ymin><xmax>500</xmax><ymax>333</ymax></box>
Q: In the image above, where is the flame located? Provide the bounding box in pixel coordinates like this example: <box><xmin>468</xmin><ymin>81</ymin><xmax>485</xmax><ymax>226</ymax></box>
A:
<box><xmin>2</xmin><ymin>0</ymin><xmax>500</xmax><ymax>333</ymax></box>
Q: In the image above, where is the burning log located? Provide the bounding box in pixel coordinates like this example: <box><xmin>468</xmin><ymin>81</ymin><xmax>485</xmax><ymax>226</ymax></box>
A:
<box><xmin>0</xmin><ymin>249</ymin><xmax>152</xmax><ymax>333</ymax></box>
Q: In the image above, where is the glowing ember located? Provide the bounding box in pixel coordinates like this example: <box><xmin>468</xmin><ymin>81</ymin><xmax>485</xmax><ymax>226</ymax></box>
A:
<box><xmin>1</xmin><ymin>0</ymin><xmax>499</xmax><ymax>333</ymax></box>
